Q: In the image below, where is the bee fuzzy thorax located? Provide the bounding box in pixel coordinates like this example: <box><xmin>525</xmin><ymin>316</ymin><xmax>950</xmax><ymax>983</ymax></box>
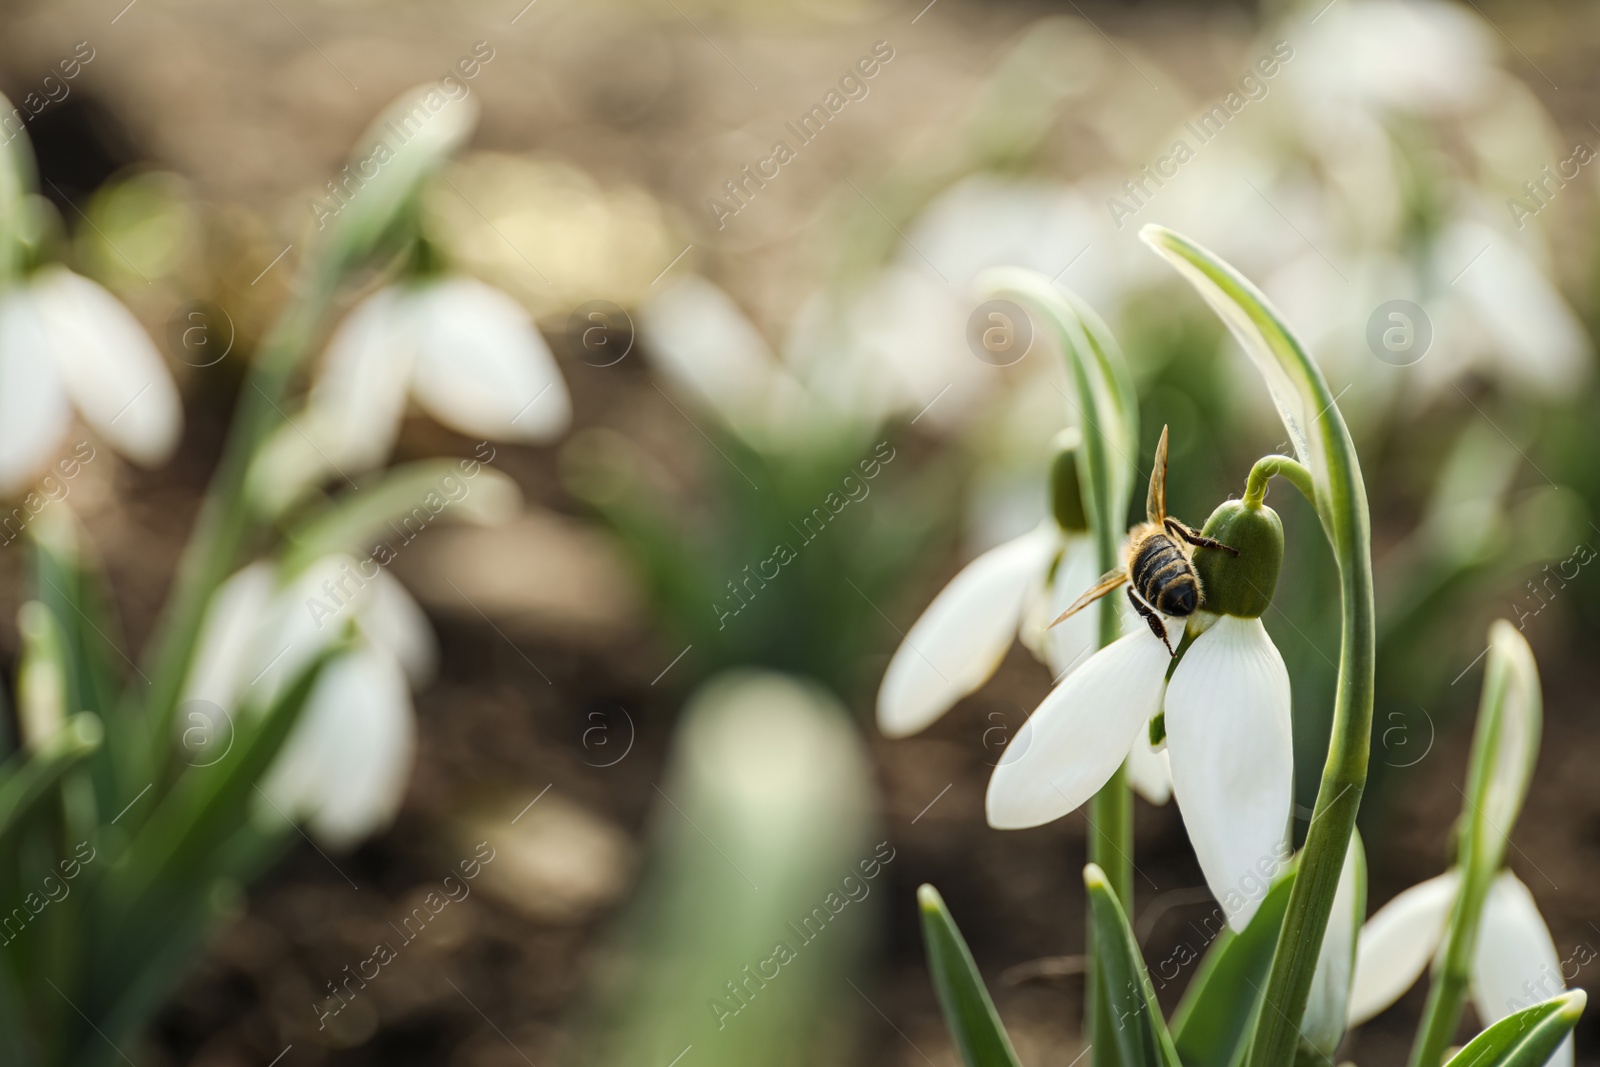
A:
<box><xmin>1128</xmin><ymin>526</ymin><xmax>1201</xmax><ymax>617</ymax></box>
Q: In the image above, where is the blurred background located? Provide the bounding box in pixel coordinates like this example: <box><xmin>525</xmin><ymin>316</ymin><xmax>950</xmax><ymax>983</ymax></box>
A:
<box><xmin>1</xmin><ymin>0</ymin><xmax>1598</xmax><ymax>1063</ymax></box>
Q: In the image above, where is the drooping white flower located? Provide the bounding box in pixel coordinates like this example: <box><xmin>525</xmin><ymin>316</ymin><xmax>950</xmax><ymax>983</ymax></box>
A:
<box><xmin>182</xmin><ymin>555</ymin><xmax>434</xmax><ymax>848</ymax></box>
<box><xmin>1349</xmin><ymin>869</ymin><xmax>1571</xmax><ymax>1067</ymax></box>
<box><xmin>0</xmin><ymin>265</ymin><xmax>181</xmax><ymax>495</ymax></box>
<box><xmin>988</xmin><ymin>607</ymin><xmax>1291</xmax><ymax>929</ymax></box>
<box><xmin>253</xmin><ymin>275</ymin><xmax>570</xmax><ymax>507</ymax></box>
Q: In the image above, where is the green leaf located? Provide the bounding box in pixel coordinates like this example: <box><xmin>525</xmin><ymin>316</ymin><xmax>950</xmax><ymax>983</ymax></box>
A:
<box><xmin>1171</xmin><ymin>865</ymin><xmax>1296</xmax><ymax>1067</ymax></box>
<box><xmin>108</xmin><ymin>643</ymin><xmax>339</xmax><ymax>909</ymax></box>
<box><xmin>1410</xmin><ymin>624</ymin><xmax>1544</xmax><ymax>1067</ymax></box>
<box><xmin>1441</xmin><ymin>990</ymin><xmax>1585</xmax><ymax>1067</ymax></box>
<box><xmin>973</xmin><ymin>268</ymin><xmax>1137</xmax><ymax>588</ymax></box>
<box><xmin>917</xmin><ymin>884</ymin><xmax>1024</xmax><ymax>1067</ymax></box>
<box><xmin>0</xmin><ymin>713</ymin><xmax>101</xmax><ymax>839</ymax></box>
<box><xmin>1085</xmin><ymin>864</ymin><xmax>1182</xmax><ymax>1067</ymax></box>
<box><xmin>28</xmin><ymin>508</ymin><xmax>144</xmax><ymax>807</ymax></box>
<box><xmin>279</xmin><ymin>458</ymin><xmax>520</xmax><ymax>577</ymax></box>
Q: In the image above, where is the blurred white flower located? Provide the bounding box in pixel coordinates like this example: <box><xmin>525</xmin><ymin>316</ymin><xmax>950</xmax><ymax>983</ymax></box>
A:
<box><xmin>988</xmin><ymin>609</ymin><xmax>1291</xmax><ymax>929</ymax></box>
<box><xmin>1289</xmin><ymin>0</ymin><xmax>1496</xmax><ymax>117</ymax></box>
<box><xmin>183</xmin><ymin>555</ymin><xmax>434</xmax><ymax>848</ymax></box>
<box><xmin>801</xmin><ymin>177</ymin><xmax>1123</xmax><ymax>433</ymax></box>
<box><xmin>1349</xmin><ymin>869</ymin><xmax>1571</xmax><ymax>1067</ymax></box>
<box><xmin>254</xmin><ymin>275</ymin><xmax>570</xmax><ymax>507</ymax></box>
<box><xmin>0</xmin><ymin>265</ymin><xmax>181</xmax><ymax>495</ymax></box>
<box><xmin>638</xmin><ymin>275</ymin><xmax>813</xmax><ymax>446</ymax></box>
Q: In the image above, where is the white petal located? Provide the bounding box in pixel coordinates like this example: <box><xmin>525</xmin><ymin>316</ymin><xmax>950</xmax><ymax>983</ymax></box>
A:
<box><xmin>876</xmin><ymin>524</ymin><xmax>1056</xmax><ymax>738</ymax></box>
<box><xmin>1127</xmin><ymin>730</ymin><xmax>1172</xmax><ymax>806</ymax></box>
<box><xmin>1473</xmin><ymin>871</ymin><xmax>1569</xmax><ymax>1067</ymax></box>
<box><xmin>1304</xmin><ymin>833</ymin><xmax>1365</xmax><ymax>1057</ymax></box>
<box><xmin>1019</xmin><ymin>533</ymin><xmax>1102</xmax><ymax>680</ymax></box>
<box><xmin>260</xmin><ymin>648</ymin><xmax>415</xmax><ymax>850</ymax></box>
<box><xmin>182</xmin><ymin>562</ymin><xmax>277</xmax><ymax>712</ymax></box>
<box><xmin>246</xmin><ymin>554</ymin><xmax>377</xmax><ymax>708</ymax></box>
<box><xmin>0</xmin><ymin>291</ymin><xmax>71</xmax><ymax>495</ymax></box>
<box><xmin>986</xmin><ymin>625</ymin><xmax>1170</xmax><ymax>829</ymax></box>
<box><xmin>360</xmin><ymin>568</ymin><xmax>437</xmax><ymax>686</ymax></box>
<box><xmin>1349</xmin><ymin>871</ymin><xmax>1460</xmax><ymax>1026</ymax></box>
<box><xmin>1166</xmin><ymin>615</ymin><xmax>1293</xmax><ymax>930</ymax></box>
<box><xmin>307</xmin><ymin>286</ymin><xmax>416</xmax><ymax>472</ymax></box>
<box><xmin>410</xmin><ymin>277</ymin><xmax>572</xmax><ymax>443</ymax></box>
<box><xmin>29</xmin><ymin>268</ymin><xmax>182</xmax><ymax>466</ymax></box>
<box><xmin>639</xmin><ymin>276</ymin><xmax>794</xmax><ymax>438</ymax></box>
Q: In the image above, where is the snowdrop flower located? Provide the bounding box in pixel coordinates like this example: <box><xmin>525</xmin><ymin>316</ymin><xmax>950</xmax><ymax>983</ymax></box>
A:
<box><xmin>876</xmin><ymin>433</ymin><xmax>1173</xmax><ymax>803</ymax></box>
<box><xmin>797</xmin><ymin>177</ymin><xmax>1125</xmax><ymax>434</ymax></box>
<box><xmin>1349</xmin><ymin>870</ymin><xmax>1572</xmax><ymax>1067</ymax></box>
<box><xmin>987</xmin><ymin>458</ymin><xmax>1292</xmax><ymax>930</ymax></box>
<box><xmin>253</xmin><ymin>274</ymin><xmax>571</xmax><ymax>509</ymax></box>
<box><xmin>638</xmin><ymin>275</ymin><xmax>823</xmax><ymax>448</ymax></box>
<box><xmin>0</xmin><ymin>265</ymin><xmax>181</xmax><ymax>495</ymax></box>
<box><xmin>182</xmin><ymin>554</ymin><xmax>434</xmax><ymax>848</ymax></box>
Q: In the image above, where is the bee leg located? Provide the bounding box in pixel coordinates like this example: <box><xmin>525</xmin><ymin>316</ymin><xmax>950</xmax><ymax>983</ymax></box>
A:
<box><xmin>1165</xmin><ymin>517</ymin><xmax>1240</xmax><ymax>557</ymax></box>
<box><xmin>1127</xmin><ymin>587</ymin><xmax>1175</xmax><ymax>657</ymax></box>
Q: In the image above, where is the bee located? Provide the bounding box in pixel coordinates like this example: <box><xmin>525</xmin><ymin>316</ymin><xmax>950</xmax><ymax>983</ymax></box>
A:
<box><xmin>1052</xmin><ymin>425</ymin><xmax>1238</xmax><ymax>656</ymax></box>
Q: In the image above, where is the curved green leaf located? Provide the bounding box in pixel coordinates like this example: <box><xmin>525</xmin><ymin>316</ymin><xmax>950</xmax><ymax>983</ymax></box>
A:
<box><xmin>1411</xmin><ymin>624</ymin><xmax>1543</xmax><ymax>1067</ymax></box>
<box><xmin>0</xmin><ymin>713</ymin><xmax>102</xmax><ymax>839</ymax></box>
<box><xmin>1085</xmin><ymin>864</ymin><xmax>1182</xmax><ymax>1067</ymax></box>
<box><xmin>1442</xmin><ymin>990</ymin><xmax>1584</xmax><ymax>1067</ymax></box>
<box><xmin>918</xmin><ymin>884</ymin><xmax>1024</xmax><ymax>1067</ymax></box>
<box><xmin>280</xmin><ymin>458</ymin><xmax>521</xmax><ymax>577</ymax></box>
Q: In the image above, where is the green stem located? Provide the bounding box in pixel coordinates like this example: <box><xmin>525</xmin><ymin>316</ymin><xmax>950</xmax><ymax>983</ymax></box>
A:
<box><xmin>1246</xmin><ymin>445</ymin><xmax>1374</xmax><ymax>1067</ymax></box>
<box><xmin>1138</xmin><ymin>226</ymin><xmax>1374</xmax><ymax>1067</ymax></box>
<box><xmin>1408</xmin><ymin>638</ymin><xmax>1521</xmax><ymax>1067</ymax></box>
<box><xmin>134</xmin><ymin>262</ymin><xmax>340</xmax><ymax>788</ymax></box>
<box><xmin>1087</xmin><ymin>462</ymin><xmax>1133</xmax><ymax>1067</ymax></box>
<box><xmin>1243</xmin><ymin>456</ymin><xmax>1314</xmax><ymax>509</ymax></box>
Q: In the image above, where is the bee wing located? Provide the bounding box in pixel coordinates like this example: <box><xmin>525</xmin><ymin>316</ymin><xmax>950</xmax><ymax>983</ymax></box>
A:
<box><xmin>1049</xmin><ymin>568</ymin><xmax>1129</xmax><ymax>627</ymax></box>
<box><xmin>1146</xmin><ymin>424</ymin><xmax>1170</xmax><ymax>523</ymax></box>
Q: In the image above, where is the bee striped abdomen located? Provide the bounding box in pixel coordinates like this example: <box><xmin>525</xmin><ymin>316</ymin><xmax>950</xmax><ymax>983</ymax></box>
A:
<box><xmin>1131</xmin><ymin>533</ymin><xmax>1199</xmax><ymax>617</ymax></box>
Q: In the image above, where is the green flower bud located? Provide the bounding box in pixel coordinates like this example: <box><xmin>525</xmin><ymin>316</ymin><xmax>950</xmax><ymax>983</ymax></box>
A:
<box><xmin>1048</xmin><ymin>428</ymin><xmax>1088</xmax><ymax>532</ymax></box>
<box><xmin>1193</xmin><ymin>498</ymin><xmax>1283</xmax><ymax>618</ymax></box>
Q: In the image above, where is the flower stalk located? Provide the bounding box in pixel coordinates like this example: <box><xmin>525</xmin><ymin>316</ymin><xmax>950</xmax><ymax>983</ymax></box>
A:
<box><xmin>138</xmin><ymin>274</ymin><xmax>341</xmax><ymax>783</ymax></box>
<box><xmin>1141</xmin><ymin>226</ymin><xmax>1375</xmax><ymax>1067</ymax></box>
<box><xmin>976</xmin><ymin>267</ymin><xmax>1139</xmax><ymax>1067</ymax></box>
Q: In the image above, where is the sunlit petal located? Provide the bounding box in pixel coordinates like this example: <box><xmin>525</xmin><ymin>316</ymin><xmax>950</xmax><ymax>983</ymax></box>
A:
<box><xmin>1473</xmin><ymin>872</ymin><xmax>1570</xmax><ymax>1067</ymax></box>
<box><xmin>362</xmin><ymin>567</ymin><xmax>437</xmax><ymax>686</ymax></box>
<box><xmin>260</xmin><ymin>648</ymin><xmax>415</xmax><ymax>850</ymax></box>
<box><xmin>30</xmin><ymin>268</ymin><xmax>182</xmax><ymax>466</ymax></box>
<box><xmin>986</xmin><ymin>625</ymin><xmax>1170</xmax><ymax>829</ymax></box>
<box><xmin>1348</xmin><ymin>870</ymin><xmax>1460</xmax><ymax>1025</ymax></box>
<box><xmin>877</xmin><ymin>523</ymin><xmax>1056</xmax><ymax>738</ymax></box>
<box><xmin>182</xmin><ymin>562</ymin><xmax>277</xmax><ymax>713</ymax></box>
<box><xmin>1304</xmin><ymin>833</ymin><xmax>1365</xmax><ymax>1057</ymax></box>
<box><xmin>1019</xmin><ymin>532</ymin><xmax>1102</xmax><ymax>680</ymax></box>
<box><xmin>410</xmin><ymin>277</ymin><xmax>572</xmax><ymax>443</ymax></box>
<box><xmin>308</xmin><ymin>286</ymin><xmax>416</xmax><ymax>471</ymax></box>
<box><xmin>1127</xmin><ymin>730</ymin><xmax>1172</xmax><ymax>806</ymax></box>
<box><xmin>0</xmin><ymin>291</ymin><xmax>72</xmax><ymax>496</ymax></box>
<box><xmin>1166</xmin><ymin>615</ymin><xmax>1293</xmax><ymax>929</ymax></box>
<box><xmin>639</xmin><ymin>276</ymin><xmax>794</xmax><ymax>437</ymax></box>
